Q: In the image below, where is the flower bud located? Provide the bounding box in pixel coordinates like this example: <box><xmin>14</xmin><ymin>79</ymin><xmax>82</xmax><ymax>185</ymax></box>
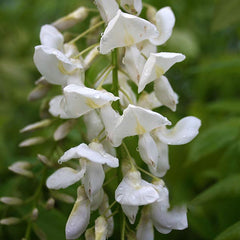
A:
<box><xmin>85</xmin><ymin>228</ymin><xmax>95</xmax><ymax>240</ymax></box>
<box><xmin>37</xmin><ymin>154</ymin><xmax>52</xmax><ymax>167</ymax></box>
<box><xmin>19</xmin><ymin>137</ymin><xmax>45</xmax><ymax>147</ymax></box>
<box><xmin>53</xmin><ymin>120</ymin><xmax>76</xmax><ymax>141</ymax></box>
<box><xmin>146</xmin><ymin>6</ymin><xmax>157</xmax><ymax>24</ymax></box>
<box><xmin>8</xmin><ymin>161</ymin><xmax>33</xmax><ymax>178</ymax></box>
<box><xmin>46</xmin><ymin>198</ymin><xmax>55</xmax><ymax>210</ymax></box>
<box><xmin>20</xmin><ymin>119</ymin><xmax>52</xmax><ymax>133</ymax></box>
<box><xmin>0</xmin><ymin>197</ymin><xmax>23</xmax><ymax>205</ymax></box>
<box><xmin>0</xmin><ymin>217</ymin><xmax>21</xmax><ymax>225</ymax></box>
<box><xmin>65</xmin><ymin>186</ymin><xmax>90</xmax><ymax>240</ymax></box>
<box><xmin>51</xmin><ymin>191</ymin><xmax>75</xmax><ymax>204</ymax></box>
<box><xmin>53</xmin><ymin>7</ymin><xmax>88</xmax><ymax>31</ymax></box>
<box><xmin>31</xmin><ymin>208</ymin><xmax>39</xmax><ymax>221</ymax></box>
<box><xmin>95</xmin><ymin>216</ymin><xmax>108</xmax><ymax>240</ymax></box>
<box><xmin>28</xmin><ymin>78</ymin><xmax>50</xmax><ymax>101</ymax></box>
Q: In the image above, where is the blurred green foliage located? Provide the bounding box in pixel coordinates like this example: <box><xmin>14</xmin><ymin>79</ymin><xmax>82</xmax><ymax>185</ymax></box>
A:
<box><xmin>0</xmin><ymin>0</ymin><xmax>240</xmax><ymax>239</ymax></box>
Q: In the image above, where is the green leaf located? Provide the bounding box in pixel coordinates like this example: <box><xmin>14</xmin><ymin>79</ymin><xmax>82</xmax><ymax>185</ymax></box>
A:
<box><xmin>215</xmin><ymin>221</ymin><xmax>240</xmax><ymax>240</ymax></box>
<box><xmin>188</xmin><ymin>119</ymin><xmax>240</xmax><ymax>164</ymax></box>
<box><xmin>207</xmin><ymin>100</ymin><xmax>240</xmax><ymax>114</ymax></box>
<box><xmin>191</xmin><ymin>175</ymin><xmax>240</xmax><ymax>206</ymax></box>
<box><xmin>36</xmin><ymin>207</ymin><xmax>67</xmax><ymax>240</ymax></box>
<box><xmin>212</xmin><ymin>0</ymin><xmax>240</xmax><ymax>31</ymax></box>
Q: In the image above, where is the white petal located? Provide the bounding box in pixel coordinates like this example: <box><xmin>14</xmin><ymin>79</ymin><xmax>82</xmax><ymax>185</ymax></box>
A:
<box><xmin>136</xmin><ymin>207</ymin><xmax>154</xmax><ymax>240</ymax></box>
<box><xmin>63</xmin><ymin>84</ymin><xmax>119</xmax><ymax>118</ymax></box>
<box><xmin>95</xmin><ymin>216</ymin><xmax>108</xmax><ymax>240</ymax></box>
<box><xmin>122</xmin><ymin>45</ymin><xmax>146</xmax><ymax>85</ymax></box>
<box><xmin>34</xmin><ymin>45</ymin><xmax>84</xmax><ymax>86</ymax></box>
<box><xmin>99</xmin><ymin>193</ymin><xmax>114</xmax><ymax>237</ymax></box>
<box><xmin>122</xmin><ymin>205</ymin><xmax>139</xmax><ymax>224</ymax></box>
<box><xmin>138</xmin><ymin>133</ymin><xmax>158</xmax><ymax>168</ymax></box>
<box><xmin>90</xmin><ymin>188</ymin><xmax>104</xmax><ymax>211</ymax></box>
<box><xmin>100</xmin><ymin>103</ymin><xmax>121</xmax><ymax>140</ymax></box>
<box><xmin>95</xmin><ymin>0</ymin><xmax>119</xmax><ymax>23</ymax></box>
<box><xmin>110</xmin><ymin>104</ymin><xmax>171</xmax><ymax>147</ymax></box>
<box><xmin>120</xmin><ymin>0</ymin><xmax>142</xmax><ymax>15</ymax></box>
<box><xmin>83</xmin><ymin>162</ymin><xmax>105</xmax><ymax>200</ymax></box>
<box><xmin>156</xmin><ymin>116</ymin><xmax>201</xmax><ymax>145</ymax></box>
<box><xmin>63</xmin><ymin>43</ymin><xmax>80</xmax><ymax>58</ymax></box>
<box><xmin>89</xmin><ymin>142</ymin><xmax>119</xmax><ymax>168</ymax></box>
<box><xmin>83</xmin><ymin>110</ymin><xmax>104</xmax><ymax>142</ymax></box>
<box><xmin>137</xmin><ymin>92</ymin><xmax>162</xmax><ymax>110</ymax></box>
<box><xmin>46</xmin><ymin>167</ymin><xmax>85</xmax><ymax>190</ymax></box>
<box><xmin>150</xmin><ymin>7</ymin><xmax>175</xmax><ymax>45</ymax></box>
<box><xmin>65</xmin><ymin>186</ymin><xmax>90</xmax><ymax>239</ymax></box>
<box><xmin>58</xmin><ymin>143</ymin><xmax>119</xmax><ymax>168</ymax></box>
<box><xmin>40</xmin><ymin>24</ymin><xmax>64</xmax><ymax>50</ymax></box>
<box><xmin>136</xmin><ymin>40</ymin><xmax>157</xmax><ymax>58</ymax></box>
<box><xmin>115</xmin><ymin>170</ymin><xmax>159</xmax><ymax>205</ymax></box>
<box><xmin>49</xmin><ymin>95</ymin><xmax>69</xmax><ymax>119</ymax></box>
<box><xmin>154</xmin><ymin>76</ymin><xmax>178</xmax><ymax>111</ymax></box>
<box><xmin>138</xmin><ymin>52</ymin><xmax>185</xmax><ymax>93</ymax></box>
<box><xmin>151</xmin><ymin>205</ymin><xmax>188</xmax><ymax>234</ymax></box>
<box><xmin>149</xmin><ymin>142</ymin><xmax>169</xmax><ymax>177</ymax></box>
<box><xmin>100</xmin><ymin>10</ymin><xmax>159</xmax><ymax>54</ymax></box>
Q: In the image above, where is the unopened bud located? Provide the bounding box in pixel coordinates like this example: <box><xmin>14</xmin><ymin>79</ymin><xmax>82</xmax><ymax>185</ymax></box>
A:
<box><xmin>85</xmin><ymin>228</ymin><xmax>95</xmax><ymax>240</ymax></box>
<box><xmin>31</xmin><ymin>208</ymin><xmax>39</xmax><ymax>221</ymax></box>
<box><xmin>0</xmin><ymin>197</ymin><xmax>23</xmax><ymax>205</ymax></box>
<box><xmin>8</xmin><ymin>161</ymin><xmax>33</xmax><ymax>178</ymax></box>
<box><xmin>53</xmin><ymin>7</ymin><xmax>88</xmax><ymax>31</ymax></box>
<box><xmin>0</xmin><ymin>217</ymin><xmax>21</xmax><ymax>225</ymax></box>
<box><xmin>146</xmin><ymin>5</ymin><xmax>157</xmax><ymax>24</ymax></box>
<box><xmin>20</xmin><ymin>119</ymin><xmax>52</xmax><ymax>133</ymax></box>
<box><xmin>28</xmin><ymin>82</ymin><xmax>50</xmax><ymax>101</ymax></box>
<box><xmin>19</xmin><ymin>137</ymin><xmax>45</xmax><ymax>148</ymax></box>
<box><xmin>95</xmin><ymin>216</ymin><xmax>108</xmax><ymax>240</ymax></box>
<box><xmin>51</xmin><ymin>192</ymin><xmax>74</xmax><ymax>204</ymax></box>
<box><xmin>54</xmin><ymin>120</ymin><xmax>76</xmax><ymax>141</ymax></box>
<box><xmin>46</xmin><ymin>198</ymin><xmax>55</xmax><ymax>210</ymax></box>
<box><xmin>37</xmin><ymin>154</ymin><xmax>52</xmax><ymax>167</ymax></box>
<box><xmin>84</xmin><ymin>46</ymin><xmax>100</xmax><ymax>70</ymax></box>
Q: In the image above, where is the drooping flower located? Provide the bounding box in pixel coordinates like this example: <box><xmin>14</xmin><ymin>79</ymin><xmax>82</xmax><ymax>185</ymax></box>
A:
<box><xmin>49</xmin><ymin>84</ymin><xmax>119</xmax><ymax>119</ymax></box>
<box><xmin>100</xmin><ymin>10</ymin><xmax>159</xmax><ymax>54</ymax></box>
<box><xmin>34</xmin><ymin>25</ymin><xmax>84</xmax><ymax>86</ymax></box>
<box><xmin>115</xmin><ymin>169</ymin><xmax>159</xmax><ymax>223</ymax></box>
<box><xmin>138</xmin><ymin>52</ymin><xmax>185</xmax><ymax>93</ymax></box>
<box><xmin>100</xmin><ymin>104</ymin><xmax>171</xmax><ymax>147</ymax></box>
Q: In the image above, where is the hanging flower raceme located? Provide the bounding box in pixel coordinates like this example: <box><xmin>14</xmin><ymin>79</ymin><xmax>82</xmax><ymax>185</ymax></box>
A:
<box><xmin>18</xmin><ymin>1</ymin><xmax>202</xmax><ymax>239</ymax></box>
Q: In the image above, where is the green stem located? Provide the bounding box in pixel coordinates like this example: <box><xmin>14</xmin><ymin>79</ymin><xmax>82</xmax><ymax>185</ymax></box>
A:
<box><xmin>69</xmin><ymin>21</ymin><xmax>104</xmax><ymax>44</ymax></box>
<box><xmin>137</xmin><ymin>166</ymin><xmax>159</xmax><ymax>181</ymax></box>
<box><xmin>73</xmin><ymin>43</ymin><xmax>99</xmax><ymax>58</ymax></box>
<box><xmin>111</xmin><ymin>48</ymin><xmax>122</xmax><ymax>114</ymax></box>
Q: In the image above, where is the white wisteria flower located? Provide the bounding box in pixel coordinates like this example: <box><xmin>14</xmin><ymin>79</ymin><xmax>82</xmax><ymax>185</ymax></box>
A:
<box><xmin>100</xmin><ymin>104</ymin><xmax>171</xmax><ymax>147</ymax></box>
<box><xmin>150</xmin><ymin>7</ymin><xmax>175</xmax><ymax>46</ymax></box>
<box><xmin>115</xmin><ymin>169</ymin><xmax>159</xmax><ymax>224</ymax></box>
<box><xmin>46</xmin><ymin>142</ymin><xmax>119</xmax><ymax>200</ymax></box>
<box><xmin>147</xmin><ymin>116</ymin><xmax>201</xmax><ymax>177</ymax></box>
<box><xmin>95</xmin><ymin>0</ymin><xmax>119</xmax><ymax>23</ymax></box>
<box><xmin>49</xmin><ymin>84</ymin><xmax>119</xmax><ymax>119</ymax></box>
<box><xmin>138</xmin><ymin>52</ymin><xmax>185</xmax><ymax>93</ymax></box>
<box><xmin>100</xmin><ymin>10</ymin><xmax>159</xmax><ymax>54</ymax></box>
<box><xmin>65</xmin><ymin>186</ymin><xmax>90</xmax><ymax>240</ymax></box>
<box><xmin>34</xmin><ymin>25</ymin><xmax>84</xmax><ymax>86</ymax></box>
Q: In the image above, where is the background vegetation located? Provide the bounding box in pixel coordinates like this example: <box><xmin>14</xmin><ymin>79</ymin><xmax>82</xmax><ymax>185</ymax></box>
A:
<box><xmin>0</xmin><ymin>0</ymin><xmax>240</xmax><ymax>239</ymax></box>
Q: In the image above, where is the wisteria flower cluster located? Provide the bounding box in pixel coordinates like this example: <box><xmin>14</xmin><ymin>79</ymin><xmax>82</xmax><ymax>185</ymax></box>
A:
<box><xmin>6</xmin><ymin>1</ymin><xmax>201</xmax><ymax>239</ymax></box>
